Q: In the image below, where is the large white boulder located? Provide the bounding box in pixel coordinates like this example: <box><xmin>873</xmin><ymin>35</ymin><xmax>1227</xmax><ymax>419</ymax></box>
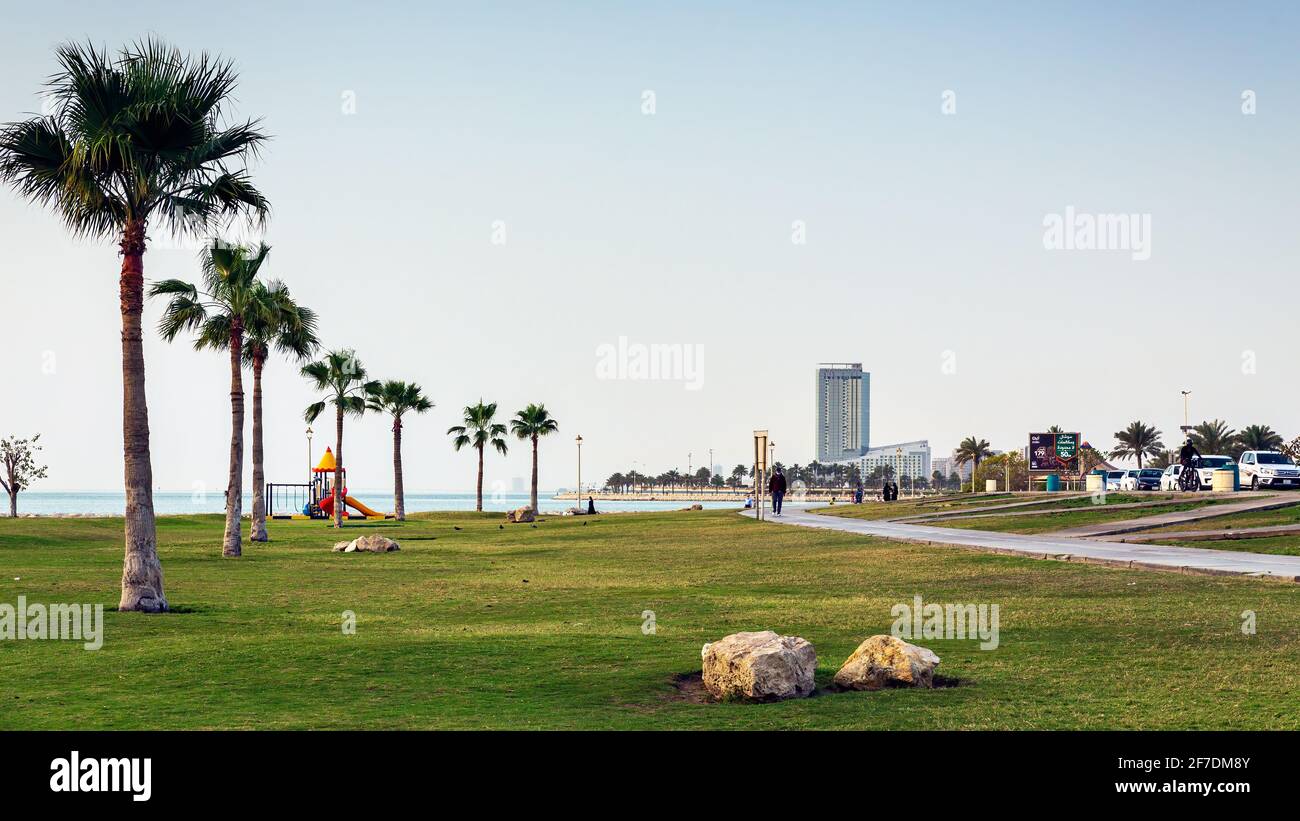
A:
<box><xmin>701</xmin><ymin>630</ymin><xmax>816</xmax><ymax>701</ymax></box>
<box><xmin>331</xmin><ymin>535</ymin><xmax>400</xmax><ymax>553</ymax></box>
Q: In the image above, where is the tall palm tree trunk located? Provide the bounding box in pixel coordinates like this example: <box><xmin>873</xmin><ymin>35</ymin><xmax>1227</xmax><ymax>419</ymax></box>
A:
<box><xmin>392</xmin><ymin>418</ymin><xmax>405</xmax><ymax>521</ymax></box>
<box><xmin>334</xmin><ymin>406</ymin><xmax>344</xmax><ymax>528</ymax></box>
<box><xmin>250</xmin><ymin>354</ymin><xmax>268</xmax><ymax>541</ymax></box>
<box><xmin>530</xmin><ymin>435</ymin><xmax>539</xmax><ymax>512</ymax></box>
<box><xmin>476</xmin><ymin>444</ymin><xmax>484</xmax><ymax>512</ymax></box>
<box><xmin>222</xmin><ymin>319</ymin><xmax>245</xmax><ymax>557</ymax></box>
<box><xmin>117</xmin><ymin>220</ymin><xmax>167</xmax><ymax>612</ymax></box>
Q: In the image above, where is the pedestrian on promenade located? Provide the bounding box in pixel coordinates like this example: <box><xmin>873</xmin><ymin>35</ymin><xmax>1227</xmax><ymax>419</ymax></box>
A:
<box><xmin>769</xmin><ymin>466</ymin><xmax>788</xmax><ymax>515</ymax></box>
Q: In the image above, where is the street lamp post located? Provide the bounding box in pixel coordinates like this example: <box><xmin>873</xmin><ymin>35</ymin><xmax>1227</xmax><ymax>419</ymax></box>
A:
<box><xmin>306</xmin><ymin>427</ymin><xmax>313</xmax><ymax>484</ymax></box>
<box><xmin>1180</xmin><ymin>390</ymin><xmax>1192</xmax><ymax>434</ymax></box>
<box><xmin>575</xmin><ymin>435</ymin><xmax>583</xmax><ymax>509</ymax></box>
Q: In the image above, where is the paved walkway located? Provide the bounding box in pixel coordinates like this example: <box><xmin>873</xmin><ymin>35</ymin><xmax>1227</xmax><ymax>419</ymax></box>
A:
<box><xmin>1048</xmin><ymin>494</ymin><xmax>1297</xmax><ymax>537</ymax></box>
<box><xmin>744</xmin><ymin>509</ymin><xmax>1300</xmax><ymax>582</ymax></box>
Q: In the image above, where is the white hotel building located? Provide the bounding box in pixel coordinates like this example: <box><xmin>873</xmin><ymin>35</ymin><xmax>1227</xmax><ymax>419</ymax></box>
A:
<box><xmin>848</xmin><ymin>440</ymin><xmax>932</xmax><ymax>482</ymax></box>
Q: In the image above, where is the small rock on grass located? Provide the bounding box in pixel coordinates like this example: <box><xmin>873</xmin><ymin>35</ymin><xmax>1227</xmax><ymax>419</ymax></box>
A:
<box><xmin>832</xmin><ymin>634</ymin><xmax>939</xmax><ymax>690</ymax></box>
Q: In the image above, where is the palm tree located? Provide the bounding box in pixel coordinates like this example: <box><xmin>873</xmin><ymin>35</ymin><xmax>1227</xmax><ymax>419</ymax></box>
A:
<box><xmin>303</xmin><ymin>350</ymin><xmax>379</xmax><ymax>528</ymax></box>
<box><xmin>448</xmin><ymin>401</ymin><xmax>508</xmax><ymax>512</ymax></box>
<box><xmin>510</xmin><ymin>404</ymin><xmax>559</xmax><ymax>513</ymax></box>
<box><xmin>366</xmin><ymin>381</ymin><xmax>433</xmax><ymax>521</ymax></box>
<box><xmin>151</xmin><ymin>241</ymin><xmax>276</xmax><ymax>557</ymax></box>
<box><xmin>931</xmin><ymin>469</ymin><xmax>945</xmax><ymax>491</ymax></box>
<box><xmin>1</xmin><ymin>40</ymin><xmax>269</xmax><ymax>611</ymax></box>
<box><xmin>954</xmin><ymin>436</ymin><xmax>992</xmax><ymax>491</ymax></box>
<box><xmin>729</xmin><ymin>464</ymin><xmax>747</xmax><ymax>488</ymax></box>
<box><xmin>1190</xmin><ymin>419</ymin><xmax>1237</xmax><ymax>456</ymax></box>
<box><xmin>1236</xmin><ymin>424</ymin><xmax>1283</xmax><ymax>456</ymax></box>
<box><xmin>1109</xmin><ymin>420</ymin><xmax>1164</xmax><ymax>469</ymax></box>
<box><xmin>243</xmin><ymin>282</ymin><xmax>318</xmax><ymax>541</ymax></box>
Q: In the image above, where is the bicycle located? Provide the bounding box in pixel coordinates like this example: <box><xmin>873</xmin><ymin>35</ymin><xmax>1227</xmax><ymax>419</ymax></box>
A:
<box><xmin>1178</xmin><ymin>456</ymin><xmax>1202</xmax><ymax>492</ymax></box>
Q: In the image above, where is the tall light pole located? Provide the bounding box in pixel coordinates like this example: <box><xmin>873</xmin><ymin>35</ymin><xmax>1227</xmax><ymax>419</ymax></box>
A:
<box><xmin>1180</xmin><ymin>390</ymin><xmax>1192</xmax><ymax>434</ymax></box>
<box><xmin>306</xmin><ymin>427</ymin><xmax>313</xmax><ymax>484</ymax></box>
<box><xmin>575</xmin><ymin>435</ymin><xmax>583</xmax><ymax>506</ymax></box>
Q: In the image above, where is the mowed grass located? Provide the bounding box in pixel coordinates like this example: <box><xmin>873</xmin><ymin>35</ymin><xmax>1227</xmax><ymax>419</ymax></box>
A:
<box><xmin>817</xmin><ymin>493</ymin><xmax>1020</xmax><ymax>521</ymax></box>
<box><xmin>1</xmin><ymin>510</ymin><xmax>1297</xmax><ymax>730</ymax></box>
<box><xmin>926</xmin><ymin>500</ymin><xmax>1225</xmax><ymax>534</ymax></box>
<box><xmin>1150</xmin><ymin>536</ymin><xmax>1300</xmax><ymax>556</ymax></box>
<box><xmin>1143</xmin><ymin>497</ymin><xmax>1300</xmax><ymax>533</ymax></box>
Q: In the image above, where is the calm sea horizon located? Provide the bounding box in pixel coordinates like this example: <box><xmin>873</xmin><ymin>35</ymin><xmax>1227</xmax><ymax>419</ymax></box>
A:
<box><xmin>10</xmin><ymin>491</ymin><xmax>740</xmax><ymax>516</ymax></box>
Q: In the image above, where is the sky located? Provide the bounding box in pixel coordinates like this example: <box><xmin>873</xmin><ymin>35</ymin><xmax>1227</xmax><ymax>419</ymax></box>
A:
<box><xmin>2</xmin><ymin>1</ymin><xmax>1298</xmax><ymax>493</ymax></box>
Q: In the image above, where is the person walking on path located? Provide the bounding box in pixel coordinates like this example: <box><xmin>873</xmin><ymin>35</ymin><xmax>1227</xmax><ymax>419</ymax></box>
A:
<box><xmin>769</xmin><ymin>466</ymin><xmax>788</xmax><ymax>515</ymax></box>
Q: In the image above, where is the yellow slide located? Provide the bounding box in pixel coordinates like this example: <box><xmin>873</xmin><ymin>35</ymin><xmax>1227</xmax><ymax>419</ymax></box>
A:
<box><xmin>319</xmin><ymin>494</ymin><xmax>388</xmax><ymax>518</ymax></box>
<box><xmin>343</xmin><ymin>496</ymin><xmax>385</xmax><ymax>518</ymax></box>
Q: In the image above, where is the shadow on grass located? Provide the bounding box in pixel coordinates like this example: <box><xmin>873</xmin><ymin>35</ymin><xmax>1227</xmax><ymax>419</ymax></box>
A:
<box><xmin>667</xmin><ymin>670</ymin><xmax>967</xmax><ymax>704</ymax></box>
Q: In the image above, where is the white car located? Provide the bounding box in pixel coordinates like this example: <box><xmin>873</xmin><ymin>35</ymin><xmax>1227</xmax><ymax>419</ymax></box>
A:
<box><xmin>1238</xmin><ymin>450</ymin><xmax>1300</xmax><ymax>490</ymax></box>
<box><xmin>1104</xmin><ymin>470</ymin><xmax>1126</xmax><ymax>491</ymax></box>
<box><xmin>1159</xmin><ymin>464</ymin><xmax>1184</xmax><ymax>491</ymax></box>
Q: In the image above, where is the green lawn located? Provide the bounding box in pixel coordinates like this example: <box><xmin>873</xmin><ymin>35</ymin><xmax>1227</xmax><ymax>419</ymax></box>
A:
<box><xmin>1143</xmin><ymin>498</ymin><xmax>1300</xmax><ymax>533</ymax></box>
<box><xmin>926</xmin><ymin>500</ymin><xmax>1226</xmax><ymax>534</ymax></box>
<box><xmin>816</xmin><ymin>493</ymin><xmax>1024</xmax><ymax>521</ymax></box>
<box><xmin>1</xmin><ymin>510</ymin><xmax>1296</xmax><ymax>729</ymax></box>
<box><xmin>1149</xmin><ymin>536</ymin><xmax>1300</xmax><ymax>556</ymax></box>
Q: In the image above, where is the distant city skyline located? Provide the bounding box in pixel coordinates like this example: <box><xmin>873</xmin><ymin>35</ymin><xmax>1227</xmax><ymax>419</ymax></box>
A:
<box><xmin>4</xmin><ymin>3</ymin><xmax>1298</xmax><ymax>491</ymax></box>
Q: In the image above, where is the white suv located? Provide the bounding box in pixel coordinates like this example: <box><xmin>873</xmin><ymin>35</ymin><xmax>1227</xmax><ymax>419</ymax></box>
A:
<box><xmin>1238</xmin><ymin>451</ymin><xmax>1300</xmax><ymax>490</ymax></box>
<box><xmin>1189</xmin><ymin>455</ymin><xmax>1235</xmax><ymax>489</ymax></box>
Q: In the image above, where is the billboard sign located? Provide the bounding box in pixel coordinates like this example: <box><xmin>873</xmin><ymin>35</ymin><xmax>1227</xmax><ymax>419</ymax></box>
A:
<box><xmin>1029</xmin><ymin>432</ymin><xmax>1080</xmax><ymax>473</ymax></box>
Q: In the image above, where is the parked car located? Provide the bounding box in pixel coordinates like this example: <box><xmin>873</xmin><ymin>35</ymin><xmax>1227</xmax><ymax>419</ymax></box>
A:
<box><xmin>1238</xmin><ymin>450</ymin><xmax>1300</xmax><ymax>490</ymax></box>
<box><xmin>1189</xmin><ymin>455</ymin><xmax>1234</xmax><ymax>490</ymax></box>
<box><xmin>1120</xmin><ymin>468</ymin><xmax>1163</xmax><ymax>491</ymax></box>
<box><xmin>1104</xmin><ymin>470</ymin><xmax>1126</xmax><ymax>491</ymax></box>
<box><xmin>1159</xmin><ymin>463</ymin><xmax>1184</xmax><ymax>491</ymax></box>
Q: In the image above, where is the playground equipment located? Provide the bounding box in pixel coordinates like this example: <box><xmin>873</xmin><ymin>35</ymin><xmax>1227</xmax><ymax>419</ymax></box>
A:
<box><xmin>266</xmin><ymin>446</ymin><xmax>392</xmax><ymax>520</ymax></box>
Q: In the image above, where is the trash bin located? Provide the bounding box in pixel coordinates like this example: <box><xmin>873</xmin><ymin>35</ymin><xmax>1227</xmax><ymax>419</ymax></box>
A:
<box><xmin>985</xmin><ymin>479</ymin><xmax>998</xmax><ymax>492</ymax></box>
<box><xmin>1046</xmin><ymin>473</ymin><xmax>1061</xmax><ymax>492</ymax></box>
<box><xmin>1212</xmin><ymin>468</ymin><xmax>1236</xmax><ymax>493</ymax></box>
<box><xmin>1084</xmin><ymin>472</ymin><xmax>1104</xmax><ymax>492</ymax></box>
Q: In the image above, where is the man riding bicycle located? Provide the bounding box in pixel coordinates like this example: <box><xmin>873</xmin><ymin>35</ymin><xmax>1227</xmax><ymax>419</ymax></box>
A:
<box><xmin>1177</xmin><ymin>437</ymin><xmax>1201</xmax><ymax>491</ymax></box>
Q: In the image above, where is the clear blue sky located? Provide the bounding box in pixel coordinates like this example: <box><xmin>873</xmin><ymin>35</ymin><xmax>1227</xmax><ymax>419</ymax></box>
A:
<box><xmin>3</xmin><ymin>1</ymin><xmax>1297</xmax><ymax>491</ymax></box>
